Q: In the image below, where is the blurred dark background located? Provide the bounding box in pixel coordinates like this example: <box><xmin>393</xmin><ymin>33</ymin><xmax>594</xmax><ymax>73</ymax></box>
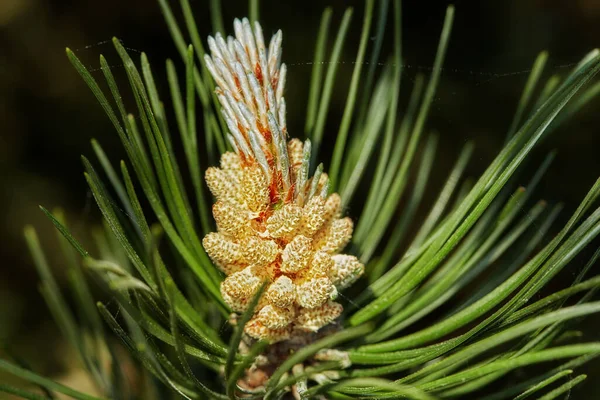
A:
<box><xmin>2</xmin><ymin>0</ymin><xmax>600</xmax><ymax>398</ymax></box>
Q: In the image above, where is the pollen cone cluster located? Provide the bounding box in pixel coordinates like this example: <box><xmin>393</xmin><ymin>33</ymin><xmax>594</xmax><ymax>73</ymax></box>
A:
<box><xmin>202</xmin><ymin>18</ymin><xmax>364</xmax><ymax>343</ymax></box>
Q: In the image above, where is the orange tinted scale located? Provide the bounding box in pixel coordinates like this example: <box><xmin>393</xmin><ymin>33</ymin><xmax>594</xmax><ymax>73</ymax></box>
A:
<box><xmin>258</xmin><ymin>122</ymin><xmax>272</xmax><ymax>142</ymax></box>
<box><xmin>237</xmin><ymin>122</ymin><xmax>248</xmax><ymax>139</ymax></box>
<box><xmin>271</xmin><ymin>258</ymin><xmax>283</xmax><ymax>279</ymax></box>
<box><xmin>268</xmin><ymin>174</ymin><xmax>280</xmax><ymax>204</ymax></box>
<box><xmin>239</xmin><ymin>153</ymin><xmax>251</xmax><ymax>166</ymax></box>
<box><xmin>255</xmin><ymin>63</ymin><xmax>263</xmax><ymax>86</ymax></box>
<box><xmin>284</xmin><ymin>184</ymin><xmax>295</xmax><ymax>204</ymax></box>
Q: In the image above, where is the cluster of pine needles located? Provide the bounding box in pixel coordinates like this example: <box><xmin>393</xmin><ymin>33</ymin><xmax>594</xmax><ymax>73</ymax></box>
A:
<box><xmin>3</xmin><ymin>0</ymin><xmax>600</xmax><ymax>399</ymax></box>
